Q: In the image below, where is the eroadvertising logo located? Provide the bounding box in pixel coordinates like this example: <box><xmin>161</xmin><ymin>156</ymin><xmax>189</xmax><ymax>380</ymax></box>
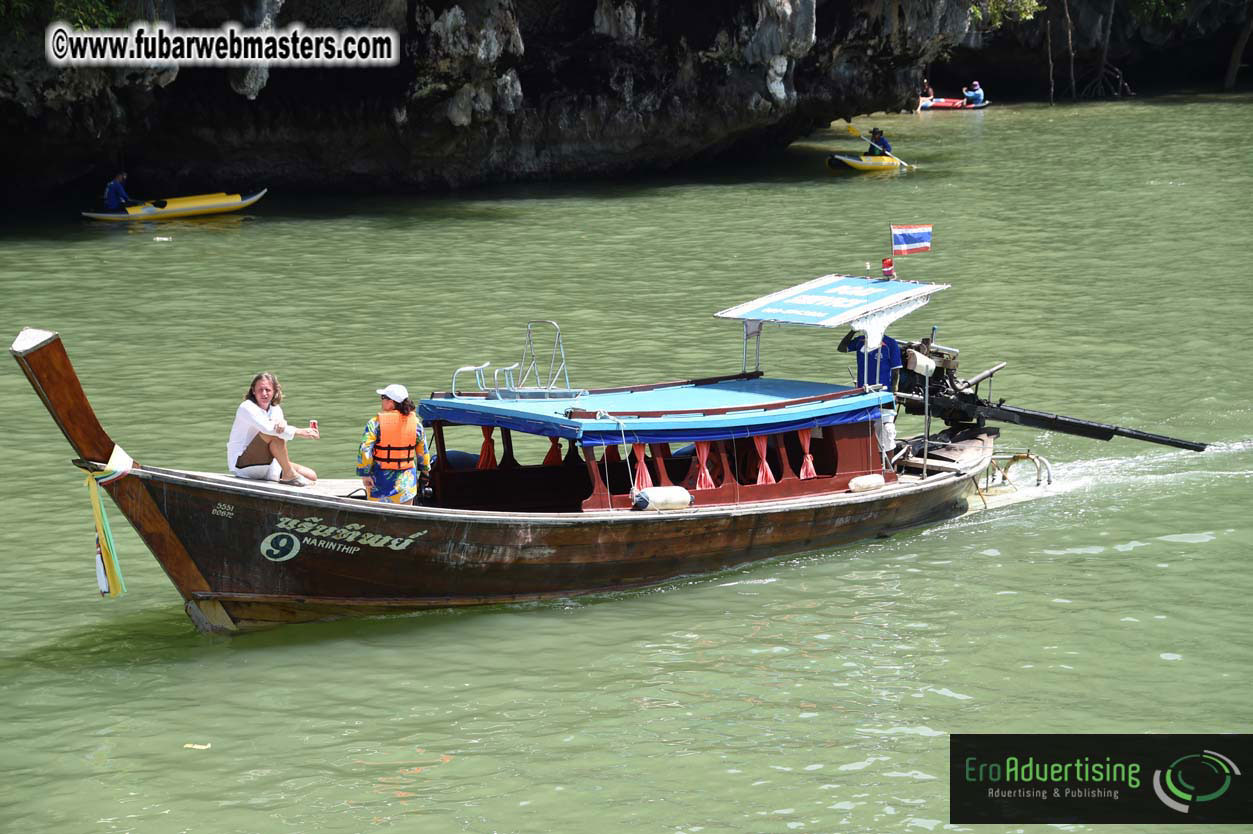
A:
<box><xmin>1153</xmin><ymin>750</ymin><xmax>1241</xmax><ymax>814</ymax></box>
<box><xmin>949</xmin><ymin>734</ymin><xmax>1252</xmax><ymax>824</ymax></box>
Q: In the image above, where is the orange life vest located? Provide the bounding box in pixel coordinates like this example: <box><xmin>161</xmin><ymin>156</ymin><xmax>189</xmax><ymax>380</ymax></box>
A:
<box><xmin>374</xmin><ymin>411</ymin><xmax>418</xmax><ymax>470</ymax></box>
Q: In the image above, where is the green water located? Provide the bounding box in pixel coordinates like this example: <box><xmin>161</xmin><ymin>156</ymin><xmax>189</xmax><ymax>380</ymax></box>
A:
<box><xmin>2</xmin><ymin>95</ymin><xmax>1251</xmax><ymax>833</ymax></box>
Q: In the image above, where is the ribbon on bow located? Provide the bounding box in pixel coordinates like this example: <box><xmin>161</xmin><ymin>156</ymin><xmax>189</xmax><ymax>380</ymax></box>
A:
<box><xmin>82</xmin><ymin>445</ymin><xmax>133</xmax><ymax>597</ymax></box>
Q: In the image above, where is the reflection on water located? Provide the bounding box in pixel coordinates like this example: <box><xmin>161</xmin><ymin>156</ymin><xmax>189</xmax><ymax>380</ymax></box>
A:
<box><xmin>1</xmin><ymin>95</ymin><xmax>1251</xmax><ymax>833</ymax></box>
<box><xmin>111</xmin><ymin>213</ymin><xmax>257</xmax><ymax>235</ymax></box>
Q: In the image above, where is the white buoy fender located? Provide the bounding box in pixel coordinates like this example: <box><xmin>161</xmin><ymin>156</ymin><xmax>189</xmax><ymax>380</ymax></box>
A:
<box><xmin>848</xmin><ymin>474</ymin><xmax>886</xmax><ymax>492</ymax></box>
<box><xmin>632</xmin><ymin>486</ymin><xmax>695</xmax><ymax>511</ymax></box>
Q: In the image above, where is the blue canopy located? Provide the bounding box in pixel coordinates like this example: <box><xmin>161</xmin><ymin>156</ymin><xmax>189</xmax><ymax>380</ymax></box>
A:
<box><xmin>419</xmin><ymin>376</ymin><xmax>893</xmax><ymax>446</ymax></box>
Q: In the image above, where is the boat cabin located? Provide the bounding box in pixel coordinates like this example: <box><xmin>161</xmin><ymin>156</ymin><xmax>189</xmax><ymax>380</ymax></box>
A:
<box><xmin>419</xmin><ymin>275</ymin><xmax>948</xmax><ymax>513</ymax></box>
<box><xmin>422</xmin><ymin>371</ymin><xmax>895</xmax><ymax>512</ymax></box>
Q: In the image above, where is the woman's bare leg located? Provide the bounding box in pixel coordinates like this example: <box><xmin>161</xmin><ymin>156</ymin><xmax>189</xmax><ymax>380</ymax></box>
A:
<box><xmin>264</xmin><ymin>435</ymin><xmax>295</xmax><ymax>478</ymax></box>
<box><xmin>261</xmin><ymin>435</ymin><xmax>315</xmax><ymax>480</ymax></box>
<box><xmin>263</xmin><ymin>436</ymin><xmax>317</xmax><ymax>482</ymax></box>
<box><xmin>292</xmin><ymin>462</ymin><xmax>318</xmax><ymax>482</ymax></box>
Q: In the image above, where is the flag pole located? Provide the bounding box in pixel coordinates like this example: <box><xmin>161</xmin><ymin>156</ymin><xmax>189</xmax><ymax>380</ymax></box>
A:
<box><xmin>888</xmin><ymin>225</ymin><xmax>897</xmax><ymax>281</ymax></box>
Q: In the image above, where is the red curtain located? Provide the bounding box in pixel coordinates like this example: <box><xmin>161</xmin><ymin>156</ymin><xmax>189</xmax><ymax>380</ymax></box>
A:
<box><xmin>632</xmin><ymin>443</ymin><xmax>653</xmax><ymax>491</ymax></box>
<box><xmin>753</xmin><ymin>435</ymin><xmax>776</xmax><ymax>485</ymax></box>
<box><xmin>542</xmin><ymin>437</ymin><xmax>562</xmax><ymax>466</ymax></box>
<box><xmin>797</xmin><ymin>429</ymin><xmax>817</xmax><ymax>479</ymax></box>
<box><xmin>477</xmin><ymin>426</ymin><xmax>498</xmax><ymax>469</ymax></box>
<box><xmin>694</xmin><ymin>442</ymin><xmax>715</xmax><ymax>490</ymax></box>
<box><xmin>603</xmin><ymin>445</ymin><xmax>621</xmax><ymax>463</ymax></box>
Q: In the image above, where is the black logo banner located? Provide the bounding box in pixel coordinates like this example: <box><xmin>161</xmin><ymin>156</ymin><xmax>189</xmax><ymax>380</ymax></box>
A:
<box><xmin>950</xmin><ymin>734</ymin><xmax>1252</xmax><ymax>823</ymax></box>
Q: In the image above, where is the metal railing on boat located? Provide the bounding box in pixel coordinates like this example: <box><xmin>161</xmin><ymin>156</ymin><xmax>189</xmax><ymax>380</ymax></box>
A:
<box><xmin>451</xmin><ymin>361</ymin><xmax>491</xmax><ymax>396</ymax></box>
<box><xmin>450</xmin><ymin>320</ymin><xmax>583</xmax><ymax>400</ymax></box>
<box><xmin>494</xmin><ymin>363</ymin><xmax>520</xmax><ymax>390</ymax></box>
<box><xmin>517</xmin><ymin>320</ymin><xmax>571</xmax><ymax>393</ymax></box>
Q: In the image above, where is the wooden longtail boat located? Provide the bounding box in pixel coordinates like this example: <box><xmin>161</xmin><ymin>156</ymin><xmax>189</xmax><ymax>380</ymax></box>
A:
<box><xmin>17</xmin><ymin>275</ymin><xmax>1200</xmax><ymax>634</ymax></box>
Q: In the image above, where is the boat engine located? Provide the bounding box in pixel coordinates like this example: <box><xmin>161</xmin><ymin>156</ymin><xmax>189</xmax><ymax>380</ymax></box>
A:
<box><xmin>894</xmin><ymin>337</ymin><xmax>1207</xmax><ymax>452</ymax></box>
<box><xmin>897</xmin><ymin>338</ymin><xmax>972</xmax><ymax>424</ymax></box>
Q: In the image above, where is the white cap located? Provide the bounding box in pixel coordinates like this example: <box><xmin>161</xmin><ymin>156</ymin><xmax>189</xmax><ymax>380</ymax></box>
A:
<box><xmin>376</xmin><ymin>383</ymin><xmax>409</xmax><ymax>403</ymax></box>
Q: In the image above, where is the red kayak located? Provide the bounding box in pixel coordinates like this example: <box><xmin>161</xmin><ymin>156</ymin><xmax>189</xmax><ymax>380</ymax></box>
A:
<box><xmin>919</xmin><ymin>97</ymin><xmax>989</xmax><ymax>110</ymax></box>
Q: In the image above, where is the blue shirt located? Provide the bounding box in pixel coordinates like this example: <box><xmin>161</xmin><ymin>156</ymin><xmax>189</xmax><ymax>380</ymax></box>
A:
<box><xmin>846</xmin><ymin>335</ymin><xmax>902</xmax><ymax>388</ymax></box>
<box><xmin>104</xmin><ymin>179</ymin><xmax>131</xmax><ymax>210</ymax></box>
<box><xmin>867</xmin><ymin>136</ymin><xmax>892</xmax><ymax>155</ymax></box>
<box><xmin>964</xmin><ymin>87</ymin><xmax>985</xmax><ymax>105</ymax></box>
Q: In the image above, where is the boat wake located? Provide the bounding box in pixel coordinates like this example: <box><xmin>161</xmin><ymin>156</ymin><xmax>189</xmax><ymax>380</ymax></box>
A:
<box><xmin>938</xmin><ymin>438</ymin><xmax>1253</xmax><ymax>531</ymax></box>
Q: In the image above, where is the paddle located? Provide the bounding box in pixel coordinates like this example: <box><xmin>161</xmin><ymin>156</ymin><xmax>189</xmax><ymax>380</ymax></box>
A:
<box><xmin>844</xmin><ymin>124</ymin><xmax>915</xmax><ymax>169</ymax></box>
<box><xmin>145</xmin><ymin>199</ymin><xmax>168</xmax><ymax>209</ymax></box>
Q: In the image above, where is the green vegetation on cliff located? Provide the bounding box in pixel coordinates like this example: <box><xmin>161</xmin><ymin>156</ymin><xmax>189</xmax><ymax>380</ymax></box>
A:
<box><xmin>2</xmin><ymin>0</ymin><xmax>122</xmax><ymax>31</ymax></box>
<box><xmin>976</xmin><ymin>0</ymin><xmax>1046</xmax><ymax>26</ymax></box>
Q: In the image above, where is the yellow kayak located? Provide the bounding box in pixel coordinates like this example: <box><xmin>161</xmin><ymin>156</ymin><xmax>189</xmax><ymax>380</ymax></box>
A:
<box><xmin>82</xmin><ymin>189</ymin><xmax>267</xmax><ymax>221</ymax></box>
<box><xmin>826</xmin><ymin>154</ymin><xmax>901</xmax><ymax>172</ymax></box>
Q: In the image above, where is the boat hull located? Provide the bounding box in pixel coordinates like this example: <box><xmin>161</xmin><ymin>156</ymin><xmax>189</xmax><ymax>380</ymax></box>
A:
<box><xmin>82</xmin><ymin>189</ymin><xmax>267</xmax><ymax>221</ymax></box>
<box><xmin>11</xmin><ymin>324</ymin><xmax>992</xmax><ymax>634</ymax></box>
<box><xmin>826</xmin><ymin>154</ymin><xmax>901</xmax><ymax>172</ymax></box>
<box><xmin>127</xmin><ymin>459</ymin><xmax>986</xmax><ymax>632</ymax></box>
<box><xmin>918</xmin><ymin>98</ymin><xmax>989</xmax><ymax>110</ymax></box>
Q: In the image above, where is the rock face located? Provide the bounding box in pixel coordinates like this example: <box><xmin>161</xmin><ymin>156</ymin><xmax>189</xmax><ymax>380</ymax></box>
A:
<box><xmin>2</xmin><ymin>0</ymin><xmax>980</xmax><ymax>199</ymax></box>
<box><xmin>0</xmin><ymin>0</ymin><xmax>1241</xmax><ymax>201</ymax></box>
<box><xmin>931</xmin><ymin>0</ymin><xmax>1250</xmax><ymax>95</ymax></box>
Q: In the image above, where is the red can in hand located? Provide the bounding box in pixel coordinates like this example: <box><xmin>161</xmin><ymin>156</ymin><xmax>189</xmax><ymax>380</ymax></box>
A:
<box><xmin>309</xmin><ymin>419</ymin><xmax>318</xmax><ymax>431</ymax></box>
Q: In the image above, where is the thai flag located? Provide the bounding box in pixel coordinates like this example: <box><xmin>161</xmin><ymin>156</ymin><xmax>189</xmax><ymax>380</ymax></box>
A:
<box><xmin>891</xmin><ymin>224</ymin><xmax>933</xmax><ymax>255</ymax></box>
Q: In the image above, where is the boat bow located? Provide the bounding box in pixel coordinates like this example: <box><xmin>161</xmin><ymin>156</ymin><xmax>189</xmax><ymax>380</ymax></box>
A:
<box><xmin>11</xmin><ymin>328</ymin><xmax>115</xmax><ymax>462</ymax></box>
<box><xmin>10</xmin><ymin>327</ymin><xmax>231</xmax><ymax>630</ymax></box>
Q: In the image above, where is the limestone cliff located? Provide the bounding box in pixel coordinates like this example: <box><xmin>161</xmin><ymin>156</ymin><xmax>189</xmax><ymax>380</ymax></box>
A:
<box><xmin>1</xmin><ymin>0</ymin><xmax>978</xmax><ymax>199</ymax></box>
<box><xmin>0</xmin><ymin>0</ymin><xmax>1243</xmax><ymax>201</ymax></box>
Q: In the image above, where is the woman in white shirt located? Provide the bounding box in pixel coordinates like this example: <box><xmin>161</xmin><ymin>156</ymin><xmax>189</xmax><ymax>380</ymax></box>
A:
<box><xmin>227</xmin><ymin>372</ymin><xmax>319</xmax><ymax>486</ymax></box>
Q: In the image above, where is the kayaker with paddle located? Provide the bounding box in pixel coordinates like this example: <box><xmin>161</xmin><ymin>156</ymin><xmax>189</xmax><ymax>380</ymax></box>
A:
<box><xmin>103</xmin><ymin>171</ymin><xmax>141</xmax><ymax>211</ymax></box>
<box><xmin>915</xmin><ymin>79</ymin><xmax>935</xmax><ymax>113</ymax></box>
<box><xmin>962</xmin><ymin>81</ymin><xmax>985</xmax><ymax>107</ymax></box>
<box><xmin>865</xmin><ymin>127</ymin><xmax>892</xmax><ymax>156</ymax></box>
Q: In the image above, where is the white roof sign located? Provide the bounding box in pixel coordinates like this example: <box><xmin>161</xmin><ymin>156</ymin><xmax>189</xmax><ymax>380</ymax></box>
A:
<box><xmin>715</xmin><ymin>274</ymin><xmax>949</xmax><ymax>349</ymax></box>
